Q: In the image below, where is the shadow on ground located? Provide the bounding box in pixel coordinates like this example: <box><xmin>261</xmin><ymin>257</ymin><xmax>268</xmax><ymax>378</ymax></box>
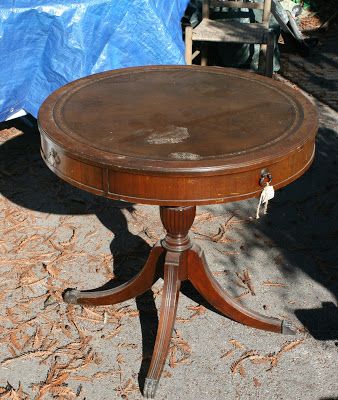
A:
<box><xmin>221</xmin><ymin>121</ymin><xmax>338</xmax><ymax>340</ymax></box>
<box><xmin>279</xmin><ymin>25</ymin><xmax>338</xmax><ymax>111</ymax></box>
<box><xmin>256</xmin><ymin>123</ymin><xmax>338</xmax><ymax>340</ymax></box>
<box><xmin>1</xmin><ymin>104</ymin><xmax>337</xmax><ymax>345</ymax></box>
<box><xmin>0</xmin><ymin>117</ymin><xmax>234</xmax><ymax>392</ymax></box>
<box><xmin>0</xmin><ymin>117</ymin><xmax>162</xmax><ymax>391</ymax></box>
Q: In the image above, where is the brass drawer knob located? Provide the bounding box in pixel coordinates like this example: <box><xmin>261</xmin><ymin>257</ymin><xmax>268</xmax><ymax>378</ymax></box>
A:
<box><xmin>259</xmin><ymin>168</ymin><xmax>272</xmax><ymax>187</ymax></box>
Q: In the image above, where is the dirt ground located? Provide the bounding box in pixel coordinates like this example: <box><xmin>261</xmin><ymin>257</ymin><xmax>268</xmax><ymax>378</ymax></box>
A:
<box><xmin>0</xmin><ymin>12</ymin><xmax>337</xmax><ymax>400</ymax></box>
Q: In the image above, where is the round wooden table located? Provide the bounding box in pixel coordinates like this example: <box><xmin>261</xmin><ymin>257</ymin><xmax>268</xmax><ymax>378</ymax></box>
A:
<box><xmin>38</xmin><ymin>66</ymin><xmax>318</xmax><ymax>398</ymax></box>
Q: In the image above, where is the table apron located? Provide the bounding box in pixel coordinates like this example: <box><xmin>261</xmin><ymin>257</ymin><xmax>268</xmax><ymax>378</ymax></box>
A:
<box><xmin>40</xmin><ymin>135</ymin><xmax>315</xmax><ymax>206</ymax></box>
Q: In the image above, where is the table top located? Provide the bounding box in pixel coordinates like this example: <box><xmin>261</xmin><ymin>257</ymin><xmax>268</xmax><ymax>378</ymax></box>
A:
<box><xmin>38</xmin><ymin>66</ymin><xmax>318</xmax><ymax>205</ymax></box>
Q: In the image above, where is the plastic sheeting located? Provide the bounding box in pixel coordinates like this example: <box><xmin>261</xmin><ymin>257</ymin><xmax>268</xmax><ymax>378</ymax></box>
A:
<box><xmin>0</xmin><ymin>0</ymin><xmax>189</xmax><ymax>121</ymax></box>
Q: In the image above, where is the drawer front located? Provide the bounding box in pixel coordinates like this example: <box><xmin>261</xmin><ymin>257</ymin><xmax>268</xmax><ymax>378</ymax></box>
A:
<box><xmin>40</xmin><ymin>135</ymin><xmax>105</xmax><ymax>195</ymax></box>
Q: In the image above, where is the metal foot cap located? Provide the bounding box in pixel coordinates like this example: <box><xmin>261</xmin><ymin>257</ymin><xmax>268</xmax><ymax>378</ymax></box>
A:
<box><xmin>144</xmin><ymin>378</ymin><xmax>159</xmax><ymax>398</ymax></box>
<box><xmin>282</xmin><ymin>320</ymin><xmax>297</xmax><ymax>335</ymax></box>
<box><xmin>63</xmin><ymin>289</ymin><xmax>80</xmax><ymax>304</ymax></box>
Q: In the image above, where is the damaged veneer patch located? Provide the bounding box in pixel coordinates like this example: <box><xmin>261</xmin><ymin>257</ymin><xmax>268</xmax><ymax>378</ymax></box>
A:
<box><xmin>145</xmin><ymin>126</ymin><xmax>189</xmax><ymax>144</ymax></box>
<box><xmin>169</xmin><ymin>152</ymin><xmax>201</xmax><ymax>160</ymax></box>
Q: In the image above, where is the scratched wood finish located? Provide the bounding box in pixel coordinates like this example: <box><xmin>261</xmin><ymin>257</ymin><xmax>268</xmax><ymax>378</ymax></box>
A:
<box><xmin>39</xmin><ymin>66</ymin><xmax>317</xmax><ymax>206</ymax></box>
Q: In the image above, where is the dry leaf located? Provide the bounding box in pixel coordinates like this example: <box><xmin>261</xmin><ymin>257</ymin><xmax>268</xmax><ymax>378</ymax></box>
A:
<box><xmin>186</xmin><ymin>304</ymin><xmax>206</xmax><ymax>319</ymax></box>
<box><xmin>9</xmin><ymin>332</ymin><xmax>22</xmax><ymax>351</ymax></box>
<box><xmin>1</xmin><ymin>350</ymin><xmax>55</xmax><ymax>366</ymax></box>
<box><xmin>58</xmin><ymin>323</ymin><xmax>74</xmax><ymax>339</ymax></box>
<box><xmin>48</xmin><ymin>386</ymin><xmax>77</xmax><ymax>398</ymax></box>
<box><xmin>92</xmin><ymin>369</ymin><xmax>119</xmax><ymax>379</ymax></box>
<box><xmin>115</xmin><ymin>378</ymin><xmax>138</xmax><ymax>398</ymax></box>
<box><xmin>84</xmin><ymin>230</ymin><xmax>97</xmax><ymax>239</ymax></box>
<box><xmin>263</xmin><ymin>281</ymin><xmax>288</xmax><ymax>287</ymax></box>
<box><xmin>59</xmin><ymin>226</ymin><xmax>76</xmax><ymax>247</ymax></box>
<box><xmin>168</xmin><ymin>330</ymin><xmax>192</xmax><ymax>368</ymax></box>
<box><xmin>278</xmin><ymin>339</ymin><xmax>304</xmax><ymax>354</ymax></box>
<box><xmin>231</xmin><ymin>351</ymin><xmax>260</xmax><ymax>375</ymax></box>
<box><xmin>233</xmin><ymin>290</ymin><xmax>250</xmax><ymax>300</ymax></box>
<box><xmin>194</xmin><ymin>212</ymin><xmax>215</xmax><ymax>222</ymax></box>
<box><xmin>116</xmin><ymin>354</ymin><xmax>125</xmax><ymax>364</ymax></box>
<box><xmin>236</xmin><ymin>270</ymin><xmax>255</xmax><ymax>296</ymax></box>
<box><xmin>249</xmin><ymin>355</ymin><xmax>271</xmax><ymax>365</ymax></box>
<box><xmin>221</xmin><ymin>349</ymin><xmax>235</xmax><ymax>359</ymax></box>
<box><xmin>33</xmin><ymin>327</ymin><xmax>43</xmax><ymax>350</ymax></box>
<box><xmin>117</xmin><ymin>343</ymin><xmax>137</xmax><ymax>349</ymax></box>
<box><xmin>102</xmin><ymin>324</ymin><xmax>123</xmax><ymax>339</ymax></box>
<box><xmin>82</xmin><ymin>307</ymin><xmax>103</xmax><ymax>321</ymax></box>
<box><xmin>229</xmin><ymin>339</ymin><xmax>246</xmax><ymax>350</ymax></box>
<box><xmin>253</xmin><ymin>377</ymin><xmax>262</xmax><ymax>387</ymax></box>
<box><xmin>238</xmin><ymin>364</ymin><xmax>246</xmax><ymax>377</ymax></box>
<box><xmin>8</xmin><ymin>389</ymin><xmax>20</xmax><ymax>400</ymax></box>
<box><xmin>0</xmin><ymin>387</ymin><xmax>7</xmax><ymax>394</ymax></box>
<box><xmin>69</xmin><ymin>375</ymin><xmax>92</xmax><ymax>382</ymax></box>
<box><xmin>162</xmin><ymin>370</ymin><xmax>172</xmax><ymax>378</ymax></box>
<box><xmin>168</xmin><ymin>345</ymin><xmax>176</xmax><ymax>369</ymax></box>
<box><xmin>7</xmin><ymin>345</ymin><xmax>18</xmax><ymax>357</ymax></box>
<box><xmin>45</xmin><ymin>264</ymin><xmax>60</xmax><ymax>278</ymax></box>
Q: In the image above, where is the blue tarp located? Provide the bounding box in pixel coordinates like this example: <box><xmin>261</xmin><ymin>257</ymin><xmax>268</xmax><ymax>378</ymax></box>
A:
<box><xmin>0</xmin><ymin>0</ymin><xmax>189</xmax><ymax>121</ymax></box>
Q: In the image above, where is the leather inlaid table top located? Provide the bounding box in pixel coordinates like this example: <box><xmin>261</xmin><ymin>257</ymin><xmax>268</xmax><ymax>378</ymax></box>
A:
<box><xmin>38</xmin><ymin>65</ymin><xmax>318</xmax><ymax>205</ymax></box>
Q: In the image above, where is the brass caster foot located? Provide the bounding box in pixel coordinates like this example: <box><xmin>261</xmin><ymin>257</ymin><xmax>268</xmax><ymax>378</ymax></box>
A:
<box><xmin>63</xmin><ymin>289</ymin><xmax>80</xmax><ymax>304</ymax></box>
<box><xmin>282</xmin><ymin>320</ymin><xmax>297</xmax><ymax>335</ymax></box>
<box><xmin>144</xmin><ymin>378</ymin><xmax>159</xmax><ymax>398</ymax></box>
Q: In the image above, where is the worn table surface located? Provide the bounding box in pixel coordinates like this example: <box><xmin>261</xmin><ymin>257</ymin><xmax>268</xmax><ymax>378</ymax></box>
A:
<box><xmin>39</xmin><ymin>66</ymin><xmax>317</xmax><ymax>205</ymax></box>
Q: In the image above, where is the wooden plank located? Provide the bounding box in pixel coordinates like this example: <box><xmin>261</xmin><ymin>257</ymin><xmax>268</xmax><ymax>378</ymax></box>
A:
<box><xmin>191</xmin><ymin>50</ymin><xmax>200</xmax><ymax>61</ymax></box>
<box><xmin>210</xmin><ymin>1</ymin><xmax>264</xmax><ymax>10</ymax></box>
<box><xmin>185</xmin><ymin>26</ymin><xmax>193</xmax><ymax>64</ymax></box>
<box><xmin>192</xmin><ymin>19</ymin><xmax>268</xmax><ymax>43</ymax></box>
